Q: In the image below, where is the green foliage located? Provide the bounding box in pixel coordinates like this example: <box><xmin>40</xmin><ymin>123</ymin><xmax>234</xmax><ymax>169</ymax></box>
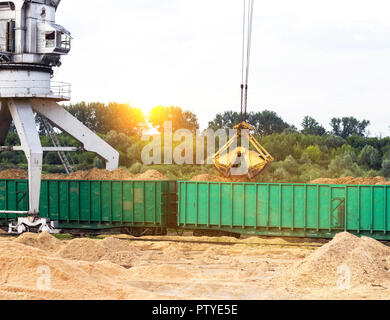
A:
<box><xmin>335</xmin><ymin>144</ymin><xmax>357</xmax><ymax>161</ymax></box>
<box><xmin>92</xmin><ymin>157</ymin><xmax>105</xmax><ymax>169</ymax></box>
<box><xmin>304</xmin><ymin>145</ymin><xmax>322</xmax><ymax>162</ymax></box>
<box><xmin>382</xmin><ymin>159</ymin><xmax>390</xmax><ymax>178</ymax></box>
<box><xmin>208</xmin><ymin>111</ymin><xmax>240</xmax><ymax>131</ymax></box>
<box><xmin>301</xmin><ymin>116</ymin><xmax>326</xmax><ymax>136</ymax></box>
<box><xmin>281</xmin><ymin>155</ymin><xmax>300</xmax><ymax>176</ymax></box>
<box><xmin>324</xmin><ymin>135</ymin><xmax>346</xmax><ymax>149</ymax></box>
<box><xmin>364</xmin><ymin>169</ymin><xmax>380</xmax><ymax>178</ymax></box>
<box><xmin>208</xmin><ymin>110</ymin><xmax>290</xmax><ymax>136</ymax></box>
<box><xmin>3</xmin><ymin>102</ymin><xmax>390</xmax><ymax>184</ymax></box>
<box><xmin>149</xmin><ymin>106</ymin><xmax>199</xmax><ymax>133</ymax></box>
<box><xmin>65</xmin><ymin>102</ymin><xmax>105</xmax><ymax>132</ymax></box>
<box><xmin>104</xmin><ymin>130</ymin><xmax>143</xmax><ymax>167</ymax></box>
<box><xmin>330</xmin><ymin>117</ymin><xmax>370</xmax><ymax>138</ymax></box>
<box><xmin>299</xmin><ymin>167</ymin><xmax>327</xmax><ymax>183</ymax></box>
<box><xmin>65</xmin><ymin>102</ymin><xmax>147</xmax><ymax>136</ymax></box>
<box><xmin>249</xmin><ymin>110</ymin><xmax>290</xmax><ymax>136</ymax></box>
<box><xmin>282</xmin><ymin>126</ymin><xmax>299</xmax><ymax>135</ymax></box>
<box><xmin>129</xmin><ymin>162</ymin><xmax>147</xmax><ymax>174</ymax></box>
<box><xmin>5</xmin><ymin>131</ymin><xmax>20</xmax><ymax>145</ymax></box>
<box><xmin>273</xmin><ymin>167</ymin><xmax>289</xmax><ymax>181</ymax></box>
<box><xmin>328</xmin><ymin>153</ymin><xmax>362</xmax><ymax>177</ymax></box>
<box><xmin>358</xmin><ymin>145</ymin><xmax>381</xmax><ymax>170</ymax></box>
<box><xmin>44</xmin><ymin>152</ymin><xmax>62</xmax><ymax>165</ymax></box>
<box><xmin>260</xmin><ymin>134</ymin><xmax>297</xmax><ymax>161</ymax></box>
<box><xmin>42</xmin><ymin>164</ymin><xmax>67</xmax><ymax>174</ymax></box>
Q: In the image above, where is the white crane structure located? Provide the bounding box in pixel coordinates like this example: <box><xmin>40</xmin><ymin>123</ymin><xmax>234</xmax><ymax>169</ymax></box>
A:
<box><xmin>0</xmin><ymin>0</ymin><xmax>119</xmax><ymax>233</ymax></box>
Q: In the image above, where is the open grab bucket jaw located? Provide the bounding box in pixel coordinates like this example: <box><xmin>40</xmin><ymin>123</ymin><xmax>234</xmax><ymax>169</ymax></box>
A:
<box><xmin>0</xmin><ymin>1</ymin><xmax>119</xmax><ymax>233</ymax></box>
<box><xmin>213</xmin><ymin>122</ymin><xmax>274</xmax><ymax>179</ymax></box>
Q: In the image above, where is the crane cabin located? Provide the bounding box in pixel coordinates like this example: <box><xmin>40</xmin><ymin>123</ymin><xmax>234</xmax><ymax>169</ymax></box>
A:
<box><xmin>0</xmin><ymin>0</ymin><xmax>70</xmax><ymax>66</ymax></box>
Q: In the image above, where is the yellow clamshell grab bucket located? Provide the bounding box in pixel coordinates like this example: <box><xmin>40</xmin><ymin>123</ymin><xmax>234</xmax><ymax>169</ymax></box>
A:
<box><xmin>213</xmin><ymin>122</ymin><xmax>274</xmax><ymax>179</ymax></box>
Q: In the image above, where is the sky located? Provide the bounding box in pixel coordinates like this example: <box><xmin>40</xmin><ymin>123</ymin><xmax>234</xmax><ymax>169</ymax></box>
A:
<box><xmin>54</xmin><ymin>0</ymin><xmax>390</xmax><ymax>137</ymax></box>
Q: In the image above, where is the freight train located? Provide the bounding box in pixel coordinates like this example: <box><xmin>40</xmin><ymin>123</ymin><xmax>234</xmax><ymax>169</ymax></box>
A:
<box><xmin>1</xmin><ymin>178</ymin><xmax>390</xmax><ymax>240</ymax></box>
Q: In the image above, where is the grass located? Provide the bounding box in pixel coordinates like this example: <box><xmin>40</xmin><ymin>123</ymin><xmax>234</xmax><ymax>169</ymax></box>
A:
<box><xmin>53</xmin><ymin>233</ymin><xmax>74</xmax><ymax>240</ymax></box>
<box><xmin>53</xmin><ymin>233</ymin><xmax>106</xmax><ymax>240</ymax></box>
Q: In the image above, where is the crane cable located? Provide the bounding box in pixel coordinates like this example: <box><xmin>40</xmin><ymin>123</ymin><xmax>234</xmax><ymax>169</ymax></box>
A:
<box><xmin>240</xmin><ymin>0</ymin><xmax>255</xmax><ymax>123</ymax></box>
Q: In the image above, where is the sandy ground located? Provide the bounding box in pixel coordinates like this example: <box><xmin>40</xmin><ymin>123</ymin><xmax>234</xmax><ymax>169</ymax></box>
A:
<box><xmin>0</xmin><ymin>232</ymin><xmax>389</xmax><ymax>300</ymax></box>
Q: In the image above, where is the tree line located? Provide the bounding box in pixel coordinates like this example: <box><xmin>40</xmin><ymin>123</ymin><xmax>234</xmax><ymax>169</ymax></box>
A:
<box><xmin>1</xmin><ymin>102</ymin><xmax>389</xmax><ymax>181</ymax></box>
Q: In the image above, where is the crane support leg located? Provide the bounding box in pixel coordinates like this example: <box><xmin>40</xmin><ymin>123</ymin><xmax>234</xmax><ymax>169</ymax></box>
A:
<box><xmin>0</xmin><ymin>100</ymin><xmax>12</xmax><ymax>145</ymax></box>
<box><xmin>7</xmin><ymin>99</ymin><xmax>42</xmax><ymax>214</ymax></box>
<box><xmin>30</xmin><ymin>99</ymin><xmax>119</xmax><ymax>171</ymax></box>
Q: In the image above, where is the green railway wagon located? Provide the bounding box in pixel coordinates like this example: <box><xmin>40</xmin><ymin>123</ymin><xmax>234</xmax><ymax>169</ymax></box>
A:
<box><xmin>178</xmin><ymin>181</ymin><xmax>390</xmax><ymax>240</ymax></box>
<box><xmin>0</xmin><ymin>179</ymin><xmax>177</xmax><ymax>232</ymax></box>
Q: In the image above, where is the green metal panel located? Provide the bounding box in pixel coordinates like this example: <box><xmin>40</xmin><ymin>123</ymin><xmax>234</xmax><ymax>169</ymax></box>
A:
<box><xmin>177</xmin><ymin>181</ymin><xmax>390</xmax><ymax>240</ymax></box>
<box><xmin>0</xmin><ymin>179</ymin><xmax>177</xmax><ymax>230</ymax></box>
<box><xmin>0</xmin><ymin>179</ymin><xmax>29</xmax><ymax>223</ymax></box>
